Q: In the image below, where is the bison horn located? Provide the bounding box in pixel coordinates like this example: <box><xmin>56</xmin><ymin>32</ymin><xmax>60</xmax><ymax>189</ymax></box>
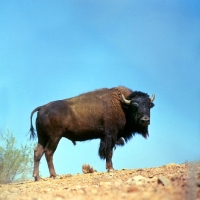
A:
<box><xmin>122</xmin><ymin>94</ymin><xmax>131</xmax><ymax>105</ymax></box>
<box><xmin>151</xmin><ymin>94</ymin><xmax>155</xmax><ymax>103</ymax></box>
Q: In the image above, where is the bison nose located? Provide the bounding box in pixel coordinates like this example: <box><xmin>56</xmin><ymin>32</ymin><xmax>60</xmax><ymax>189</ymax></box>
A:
<box><xmin>140</xmin><ymin>116</ymin><xmax>150</xmax><ymax>126</ymax></box>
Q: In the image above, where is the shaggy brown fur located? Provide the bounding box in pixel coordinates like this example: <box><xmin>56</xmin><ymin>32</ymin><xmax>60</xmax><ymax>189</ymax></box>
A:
<box><xmin>29</xmin><ymin>86</ymin><xmax>154</xmax><ymax>181</ymax></box>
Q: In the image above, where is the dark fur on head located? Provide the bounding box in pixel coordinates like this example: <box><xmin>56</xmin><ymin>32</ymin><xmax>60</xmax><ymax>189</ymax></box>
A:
<box><xmin>122</xmin><ymin>91</ymin><xmax>154</xmax><ymax>142</ymax></box>
<box><xmin>127</xmin><ymin>91</ymin><xmax>149</xmax><ymax>100</ymax></box>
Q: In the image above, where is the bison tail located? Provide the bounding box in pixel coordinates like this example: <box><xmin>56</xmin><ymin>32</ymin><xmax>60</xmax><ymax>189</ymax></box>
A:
<box><xmin>29</xmin><ymin>125</ymin><xmax>36</xmax><ymax>140</ymax></box>
<box><xmin>29</xmin><ymin>106</ymin><xmax>41</xmax><ymax>140</ymax></box>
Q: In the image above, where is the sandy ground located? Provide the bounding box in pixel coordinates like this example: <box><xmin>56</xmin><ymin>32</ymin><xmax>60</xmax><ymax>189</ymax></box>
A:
<box><xmin>0</xmin><ymin>163</ymin><xmax>200</xmax><ymax>200</ymax></box>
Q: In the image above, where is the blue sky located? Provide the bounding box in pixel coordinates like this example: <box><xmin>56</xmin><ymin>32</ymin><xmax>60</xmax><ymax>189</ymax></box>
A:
<box><xmin>0</xmin><ymin>0</ymin><xmax>200</xmax><ymax>178</ymax></box>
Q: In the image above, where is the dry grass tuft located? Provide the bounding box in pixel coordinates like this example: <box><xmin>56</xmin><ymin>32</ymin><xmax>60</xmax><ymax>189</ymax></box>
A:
<box><xmin>82</xmin><ymin>164</ymin><xmax>97</xmax><ymax>174</ymax></box>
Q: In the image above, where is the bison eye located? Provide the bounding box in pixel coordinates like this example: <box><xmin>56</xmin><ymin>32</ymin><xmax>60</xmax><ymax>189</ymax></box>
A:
<box><xmin>132</xmin><ymin>102</ymin><xmax>139</xmax><ymax>107</ymax></box>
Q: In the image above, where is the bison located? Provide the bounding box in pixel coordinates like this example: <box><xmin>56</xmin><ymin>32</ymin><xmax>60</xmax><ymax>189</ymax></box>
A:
<box><xmin>30</xmin><ymin>86</ymin><xmax>155</xmax><ymax>181</ymax></box>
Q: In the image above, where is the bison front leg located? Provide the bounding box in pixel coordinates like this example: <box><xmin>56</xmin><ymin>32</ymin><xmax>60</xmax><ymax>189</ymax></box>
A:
<box><xmin>99</xmin><ymin>134</ymin><xmax>115</xmax><ymax>172</ymax></box>
<box><xmin>106</xmin><ymin>150</ymin><xmax>114</xmax><ymax>172</ymax></box>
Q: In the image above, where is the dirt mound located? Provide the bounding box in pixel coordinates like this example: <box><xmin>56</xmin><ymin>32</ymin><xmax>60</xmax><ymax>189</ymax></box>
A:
<box><xmin>0</xmin><ymin>163</ymin><xmax>200</xmax><ymax>200</ymax></box>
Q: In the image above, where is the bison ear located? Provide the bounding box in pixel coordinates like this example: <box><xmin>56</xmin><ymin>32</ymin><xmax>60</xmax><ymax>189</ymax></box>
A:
<box><xmin>150</xmin><ymin>102</ymin><xmax>154</xmax><ymax>108</ymax></box>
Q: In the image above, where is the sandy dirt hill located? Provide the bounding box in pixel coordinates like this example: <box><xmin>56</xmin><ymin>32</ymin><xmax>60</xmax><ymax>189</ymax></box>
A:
<box><xmin>0</xmin><ymin>163</ymin><xmax>200</xmax><ymax>200</ymax></box>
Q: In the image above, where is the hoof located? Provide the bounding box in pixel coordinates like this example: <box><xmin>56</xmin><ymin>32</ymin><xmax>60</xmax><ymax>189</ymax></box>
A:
<box><xmin>107</xmin><ymin>168</ymin><xmax>114</xmax><ymax>172</ymax></box>
<box><xmin>50</xmin><ymin>174</ymin><xmax>58</xmax><ymax>179</ymax></box>
<box><xmin>33</xmin><ymin>175</ymin><xmax>40</xmax><ymax>181</ymax></box>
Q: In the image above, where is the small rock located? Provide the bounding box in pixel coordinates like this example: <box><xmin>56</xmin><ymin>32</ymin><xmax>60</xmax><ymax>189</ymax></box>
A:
<box><xmin>59</xmin><ymin>174</ymin><xmax>72</xmax><ymax>179</ymax></box>
<box><xmin>147</xmin><ymin>177</ymin><xmax>158</xmax><ymax>185</ymax></box>
<box><xmin>136</xmin><ymin>169</ymin><xmax>143</xmax><ymax>172</ymax></box>
<box><xmin>126</xmin><ymin>175</ymin><xmax>148</xmax><ymax>186</ymax></box>
<box><xmin>158</xmin><ymin>176</ymin><xmax>171</xmax><ymax>186</ymax></box>
<box><xmin>148</xmin><ymin>174</ymin><xmax>154</xmax><ymax>178</ymax></box>
<box><xmin>132</xmin><ymin>175</ymin><xmax>147</xmax><ymax>186</ymax></box>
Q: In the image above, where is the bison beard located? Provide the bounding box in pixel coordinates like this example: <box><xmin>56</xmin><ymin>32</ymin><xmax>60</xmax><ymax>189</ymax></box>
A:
<box><xmin>29</xmin><ymin>86</ymin><xmax>155</xmax><ymax>181</ymax></box>
<box><xmin>99</xmin><ymin>134</ymin><xmax>113</xmax><ymax>159</ymax></box>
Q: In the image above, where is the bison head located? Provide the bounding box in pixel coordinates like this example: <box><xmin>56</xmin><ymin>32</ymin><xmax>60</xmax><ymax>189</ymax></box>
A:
<box><xmin>122</xmin><ymin>92</ymin><xmax>155</xmax><ymax>138</ymax></box>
